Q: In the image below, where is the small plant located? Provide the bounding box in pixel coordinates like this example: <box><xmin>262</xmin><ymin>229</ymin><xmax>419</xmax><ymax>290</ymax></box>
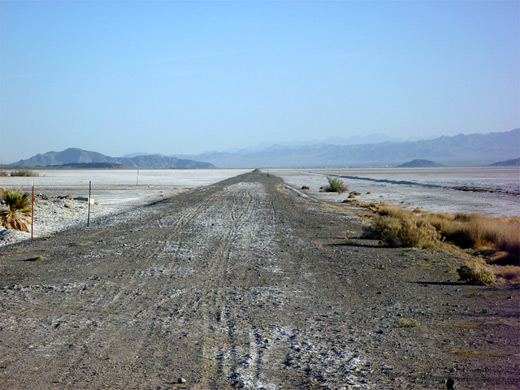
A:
<box><xmin>457</xmin><ymin>260</ymin><xmax>496</xmax><ymax>286</ymax></box>
<box><xmin>10</xmin><ymin>169</ymin><xmax>39</xmax><ymax>177</ymax></box>
<box><xmin>0</xmin><ymin>171</ymin><xmax>7</xmax><ymax>177</ymax></box>
<box><xmin>325</xmin><ymin>176</ymin><xmax>347</xmax><ymax>193</ymax></box>
<box><xmin>396</xmin><ymin>318</ymin><xmax>420</xmax><ymax>328</ymax></box>
<box><xmin>0</xmin><ymin>188</ymin><xmax>32</xmax><ymax>232</ymax></box>
<box><xmin>301</xmin><ymin>185</ymin><xmax>310</xmax><ymax>190</ymax></box>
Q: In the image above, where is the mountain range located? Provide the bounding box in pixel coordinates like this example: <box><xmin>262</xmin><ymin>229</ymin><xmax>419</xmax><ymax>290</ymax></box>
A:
<box><xmin>8</xmin><ymin>129</ymin><xmax>519</xmax><ymax>169</ymax></box>
<box><xmin>11</xmin><ymin>148</ymin><xmax>215</xmax><ymax>169</ymax></box>
<box><xmin>173</xmin><ymin>129</ymin><xmax>520</xmax><ymax>168</ymax></box>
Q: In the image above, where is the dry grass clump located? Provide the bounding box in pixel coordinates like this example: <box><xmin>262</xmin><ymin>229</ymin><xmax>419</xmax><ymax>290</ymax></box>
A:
<box><xmin>10</xmin><ymin>169</ymin><xmax>39</xmax><ymax>177</ymax></box>
<box><xmin>0</xmin><ymin>171</ymin><xmax>8</xmax><ymax>177</ymax></box>
<box><xmin>0</xmin><ymin>187</ymin><xmax>32</xmax><ymax>232</ymax></box>
<box><xmin>457</xmin><ymin>260</ymin><xmax>496</xmax><ymax>286</ymax></box>
<box><xmin>364</xmin><ymin>205</ymin><xmax>519</xmax><ymax>265</ymax></box>
<box><xmin>301</xmin><ymin>185</ymin><xmax>310</xmax><ymax>190</ymax></box>
<box><xmin>427</xmin><ymin>212</ymin><xmax>520</xmax><ymax>262</ymax></box>
<box><xmin>492</xmin><ymin>265</ymin><xmax>520</xmax><ymax>284</ymax></box>
<box><xmin>324</xmin><ymin>176</ymin><xmax>348</xmax><ymax>193</ymax></box>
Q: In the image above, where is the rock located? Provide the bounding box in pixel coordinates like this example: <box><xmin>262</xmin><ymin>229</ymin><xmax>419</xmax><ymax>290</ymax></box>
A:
<box><xmin>446</xmin><ymin>377</ymin><xmax>456</xmax><ymax>389</ymax></box>
<box><xmin>177</xmin><ymin>377</ymin><xmax>186</xmax><ymax>384</ymax></box>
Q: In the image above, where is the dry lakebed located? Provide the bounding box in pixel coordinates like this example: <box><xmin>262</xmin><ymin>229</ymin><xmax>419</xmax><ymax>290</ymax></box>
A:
<box><xmin>0</xmin><ymin>170</ymin><xmax>519</xmax><ymax>389</ymax></box>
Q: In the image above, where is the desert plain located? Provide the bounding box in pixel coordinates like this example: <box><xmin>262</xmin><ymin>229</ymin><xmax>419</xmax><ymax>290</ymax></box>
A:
<box><xmin>0</xmin><ymin>168</ymin><xmax>518</xmax><ymax>389</ymax></box>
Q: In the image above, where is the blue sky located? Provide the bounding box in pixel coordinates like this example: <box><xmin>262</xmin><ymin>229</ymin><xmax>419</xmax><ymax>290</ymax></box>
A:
<box><xmin>1</xmin><ymin>1</ymin><xmax>518</xmax><ymax>163</ymax></box>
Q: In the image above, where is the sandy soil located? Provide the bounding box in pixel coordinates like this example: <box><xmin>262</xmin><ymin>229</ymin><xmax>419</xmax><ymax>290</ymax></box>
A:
<box><xmin>0</xmin><ymin>171</ymin><xmax>518</xmax><ymax>389</ymax></box>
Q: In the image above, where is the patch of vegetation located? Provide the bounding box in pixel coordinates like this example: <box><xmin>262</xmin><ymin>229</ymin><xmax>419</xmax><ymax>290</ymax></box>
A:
<box><xmin>362</xmin><ymin>205</ymin><xmax>519</xmax><ymax>265</ymax></box>
<box><xmin>0</xmin><ymin>188</ymin><xmax>32</xmax><ymax>232</ymax></box>
<box><xmin>457</xmin><ymin>260</ymin><xmax>496</xmax><ymax>286</ymax></box>
<box><xmin>324</xmin><ymin>176</ymin><xmax>347</xmax><ymax>193</ymax></box>
<box><xmin>10</xmin><ymin>169</ymin><xmax>39</xmax><ymax>177</ymax></box>
<box><xmin>0</xmin><ymin>171</ymin><xmax>7</xmax><ymax>177</ymax></box>
<box><xmin>396</xmin><ymin>318</ymin><xmax>420</xmax><ymax>328</ymax></box>
<box><xmin>363</xmin><ymin>206</ymin><xmax>441</xmax><ymax>249</ymax></box>
<box><xmin>301</xmin><ymin>185</ymin><xmax>310</xmax><ymax>190</ymax></box>
<box><xmin>493</xmin><ymin>265</ymin><xmax>520</xmax><ymax>284</ymax></box>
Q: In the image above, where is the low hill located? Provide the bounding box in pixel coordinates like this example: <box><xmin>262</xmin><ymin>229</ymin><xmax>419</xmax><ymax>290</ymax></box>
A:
<box><xmin>397</xmin><ymin>159</ymin><xmax>443</xmax><ymax>168</ymax></box>
<box><xmin>12</xmin><ymin>148</ymin><xmax>216</xmax><ymax>169</ymax></box>
<box><xmin>490</xmin><ymin>158</ymin><xmax>520</xmax><ymax>167</ymax></box>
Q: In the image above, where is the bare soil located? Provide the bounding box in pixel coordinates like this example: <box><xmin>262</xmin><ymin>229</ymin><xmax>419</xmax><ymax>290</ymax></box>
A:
<box><xmin>1</xmin><ymin>171</ymin><xmax>518</xmax><ymax>389</ymax></box>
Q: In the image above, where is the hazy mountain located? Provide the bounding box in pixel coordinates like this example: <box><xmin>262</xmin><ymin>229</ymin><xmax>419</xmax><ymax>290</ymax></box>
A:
<box><xmin>48</xmin><ymin>162</ymin><xmax>131</xmax><ymax>169</ymax></box>
<box><xmin>490</xmin><ymin>158</ymin><xmax>520</xmax><ymax>166</ymax></box>
<box><xmin>323</xmin><ymin>133</ymin><xmax>404</xmax><ymax>145</ymax></box>
<box><xmin>397</xmin><ymin>159</ymin><xmax>443</xmax><ymax>168</ymax></box>
<box><xmin>12</xmin><ymin>148</ymin><xmax>215</xmax><ymax>169</ymax></box>
<box><xmin>173</xmin><ymin>129</ymin><xmax>520</xmax><ymax>168</ymax></box>
<box><xmin>121</xmin><ymin>152</ymin><xmax>152</xmax><ymax>158</ymax></box>
<box><xmin>220</xmin><ymin>133</ymin><xmax>406</xmax><ymax>154</ymax></box>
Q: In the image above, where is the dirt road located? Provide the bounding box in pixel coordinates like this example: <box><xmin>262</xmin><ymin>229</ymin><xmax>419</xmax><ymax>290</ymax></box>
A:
<box><xmin>1</xmin><ymin>171</ymin><xmax>518</xmax><ymax>389</ymax></box>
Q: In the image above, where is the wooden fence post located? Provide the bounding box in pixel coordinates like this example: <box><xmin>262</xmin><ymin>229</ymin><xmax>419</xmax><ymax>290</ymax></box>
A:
<box><xmin>87</xmin><ymin>180</ymin><xmax>91</xmax><ymax>227</ymax></box>
<box><xmin>31</xmin><ymin>182</ymin><xmax>34</xmax><ymax>241</ymax></box>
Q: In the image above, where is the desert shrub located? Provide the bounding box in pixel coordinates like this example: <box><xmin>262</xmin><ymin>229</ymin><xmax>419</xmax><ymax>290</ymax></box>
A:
<box><xmin>10</xmin><ymin>169</ymin><xmax>39</xmax><ymax>177</ymax></box>
<box><xmin>301</xmin><ymin>185</ymin><xmax>310</xmax><ymax>190</ymax></box>
<box><xmin>0</xmin><ymin>188</ymin><xmax>32</xmax><ymax>232</ymax></box>
<box><xmin>0</xmin><ymin>171</ymin><xmax>7</xmax><ymax>177</ymax></box>
<box><xmin>364</xmin><ymin>207</ymin><xmax>442</xmax><ymax>249</ymax></box>
<box><xmin>457</xmin><ymin>260</ymin><xmax>496</xmax><ymax>286</ymax></box>
<box><xmin>325</xmin><ymin>176</ymin><xmax>347</xmax><ymax>193</ymax></box>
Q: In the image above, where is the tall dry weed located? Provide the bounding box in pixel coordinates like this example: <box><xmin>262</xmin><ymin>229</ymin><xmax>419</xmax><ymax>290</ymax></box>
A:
<box><xmin>364</xmin><ymin>206</ymin><xmax>519</xmax><ymax>264</ymax></box>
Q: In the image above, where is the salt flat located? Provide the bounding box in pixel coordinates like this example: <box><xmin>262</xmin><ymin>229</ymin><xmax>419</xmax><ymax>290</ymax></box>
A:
<box><xmin>1</xmin><ymin>167</ymin><xmax>518</xmax><ymax>247</ymax></box>
<box><xmin>0</xmin><ymin>169</ymin><xmax>252</xmax><ymax>245</ymax></box>
<box><xmin>271</xmin><ymin>167</ymin><xmax>520</xmax><ymax>218</ymax></box>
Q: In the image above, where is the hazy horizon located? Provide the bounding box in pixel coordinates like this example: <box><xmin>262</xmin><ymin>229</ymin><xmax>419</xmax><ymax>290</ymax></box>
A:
<box><xmin>1</xmin><ymin>1</ymin><xmax>519</xmax><ymax>164</ymax></box>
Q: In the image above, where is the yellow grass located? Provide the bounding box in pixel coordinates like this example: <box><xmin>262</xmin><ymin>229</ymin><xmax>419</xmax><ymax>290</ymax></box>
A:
<box><xmin>364</xmin><ymin>205</ymin><xmax>519</xmax><ymax>265</ymax></box>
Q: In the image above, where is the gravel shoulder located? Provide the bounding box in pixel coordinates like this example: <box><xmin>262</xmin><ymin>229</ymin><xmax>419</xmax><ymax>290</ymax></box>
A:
<box><xmin>0</xmin><ymin>171</ymin><xmax>518</xmax><ymax>389</ymax></box>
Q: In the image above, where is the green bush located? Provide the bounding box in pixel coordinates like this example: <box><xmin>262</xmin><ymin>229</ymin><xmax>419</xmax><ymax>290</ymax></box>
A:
<box><xmin>0</xmin><ymin>187</ymin><xmax>32</xmax><ymax>232</ymax></box>
<box><xmin>325</xmin><ymin>176</ymin><xmax>347</xmax><ymax>193</ymax></box>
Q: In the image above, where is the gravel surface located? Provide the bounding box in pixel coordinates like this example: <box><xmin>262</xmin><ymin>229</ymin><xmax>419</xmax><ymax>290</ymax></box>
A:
<box><xmin>0</xmin><ymin>171</ymin><xmax>518</xmax><ymax>389</ymax></box>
